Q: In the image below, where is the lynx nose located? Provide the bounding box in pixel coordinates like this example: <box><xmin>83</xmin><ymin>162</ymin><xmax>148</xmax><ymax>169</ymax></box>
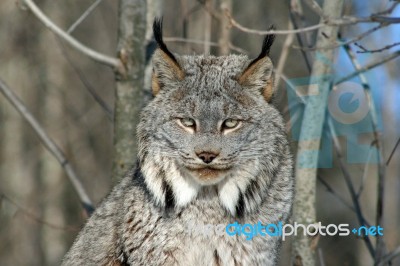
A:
<box><xmin>196</xmin><ymin>151</ymin><xmax>218</xmax><ymax>164</ymax></box>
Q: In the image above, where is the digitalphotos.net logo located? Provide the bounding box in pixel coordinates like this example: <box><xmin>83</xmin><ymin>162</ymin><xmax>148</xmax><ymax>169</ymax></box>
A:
<box><xmin>286</xmin><ymin>75</ymin><xmax>382</xmax><ymax>168</ymax></box>
<box><xmin>185</xmin><ymin>221</ymin><xmax>384</xmax><ymax>241</ymax></box>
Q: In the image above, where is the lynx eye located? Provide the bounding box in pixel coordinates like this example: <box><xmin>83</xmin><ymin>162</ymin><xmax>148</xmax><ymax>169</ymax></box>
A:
<box><xmin>222</xmin><ymin>119</ymin><xmax>240</xmax><ymax>129</ymax></box>
<box><xmin>180</xmin><ymin>118</ymin><xmax>196</xmax><ymax>128</ymax></box>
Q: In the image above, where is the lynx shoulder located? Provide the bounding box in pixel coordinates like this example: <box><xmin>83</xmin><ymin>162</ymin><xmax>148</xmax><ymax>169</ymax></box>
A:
<box><xmin>62</xmin><ymin>19</ymin><xmax>294</xmax><ymax>266</ymax></box>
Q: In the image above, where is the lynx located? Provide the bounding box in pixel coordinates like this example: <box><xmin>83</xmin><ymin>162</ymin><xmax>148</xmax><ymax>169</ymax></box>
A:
<box><xmin>62</xmin><ymin>19</ymin><xmax>294</xmax><ymax>266</ymax></box>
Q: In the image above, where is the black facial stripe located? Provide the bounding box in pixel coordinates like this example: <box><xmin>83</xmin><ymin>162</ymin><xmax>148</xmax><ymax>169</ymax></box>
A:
<box><xmin>163</xmin><ymin>178</ymin><xmax>175</xmax><ymax>211</ymax></box>
<box><xmin>133</xmin><ymin>162</ymin><xmax>156</xmax><ymax>205</ymax></box>
<box><xmin>244</xmin><ymin>179</ymin><xmax>259</xmax><ymax>204</ymax></box>
<box><xmin>235</xmin><ymin>190</ymin><xmax>245</xmax><ymax>218</ymax></box>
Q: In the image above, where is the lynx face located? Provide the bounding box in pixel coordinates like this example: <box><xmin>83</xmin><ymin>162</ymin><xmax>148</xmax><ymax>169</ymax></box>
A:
<box><xmin>144</xmin><ymin>55</ymin><xmax>280</xmax><ymax>186</ymax></box>
<box><xmin>137</xmin><ymin>20</ymin><xmax>288</xmax><ymax>214</ymax></box>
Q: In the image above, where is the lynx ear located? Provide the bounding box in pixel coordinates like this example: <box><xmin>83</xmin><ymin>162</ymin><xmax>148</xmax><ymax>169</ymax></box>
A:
<box><xmin>152</xmin><ymin>18</ymin><xmax>185</xmax><ymax>95</ymax></box>
<box><xmin>238</xmin><ymin>28</ymin><xmax>275</xmax><ymax>102</ymax></box>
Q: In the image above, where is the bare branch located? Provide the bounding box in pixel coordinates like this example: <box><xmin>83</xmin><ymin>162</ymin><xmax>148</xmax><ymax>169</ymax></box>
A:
<box><xmin>295</xmin><ymin>23</ymin><xmax>387</xmax><ymax>51</ymax></box>
<box><xmin>335</xmin><ymin>50</ymin><xmax>400</xmax><ymax>84</ymax></box>
<box><xmin>21</xmin><ymin>0</ymin><xmax>121</xmax><ymax>70</ymax></box>
<box><xmin>317</xmin><ymin>248</ymin><xmax>326</xmax><ymax>266</ymax></box>
<box><xmin>223</xmin><ymin>7</ymin><xmax>325</xmax><ymax>35</ymax></box>
<box><xmin>228</xmin><ymin>43</ymin><xmax>248</xmax><ymax>54</ymax></box>
<box><xmin>341</xmin><ymin>42</ymin><xmax>386</xmax><ymax>261</ymax></box>
<box><xmin>328</xmin><ymin>118</ymin><xmax>375</xmax><ymax>257</ymax></box>
<box><xmin>0</xmin><ymin>193</ymin><xmax>78</xmax><ymax>232</ymax></box>
<box><xmin>67</xmin><ymin>0</ymin><xmax>104</xmax><ymax>34</ymax></box>
<box><xmin>196</xmin><ymin>0</ymin><xmax>222</xmax><ymax>20</ymax></box>
<box><xmin>318</xmin><ymin>174</ymin><xmax>373</xmax><ymax>228</ymax></box>
<box><xmin>386</xmin><ymin>137</ymin><xmax>400</xmax><ymax>165</ymax></box>
<box><xmin>302</xmin><ymin>0</ymin><xmax>324</xmax><ymax>18</ymax></box>
<box><xmin>371</xmin><ymin>15</ymin><xmax>400</xmax><ymax>24</ymax></box>
<box><xmin>374</xmin><ymin>2</ymin><xmax>400</xmax><ymax>16</ymax></box>
<box><xmin>355</xmin><ymin>41</ymin><xmax>400</xmax><ymax>53</ymax></box>
<box><xmin>57</xmin><ymin>38</ymin><xmax>114</xmax><ymax>121</ymax></box>
<box><xmin>164</xmin><ymin>37</ymin><xmax>247</xmax><ymax>54</ymax></box>
<box><xmin>378</xmin><ymin>246</ymin><xmax>400</xmax><ymax>266</ymax></box>
<box><xmin>317</xmin><ymin>175</ymin><xmax>355</xmax><ymax>211</ymax></box>
<box><xmin>275</xmin><ymin>19</ymin><xmax>295</xmax><ymax>89</ymax></box>
<box><xmin>223</xmin><ymin>6</ymin><xmax>400</xmax><ymax>36</ymax></box>
<box><xmin>290</xmin><ymin>0</ymin><xmax>313</xmax><ymax>71</ymax></box>
<box><xmin>0</xmin><ymin>78</ymin><xmax>94</xmax><ymax>216</ymax></box>
<box><xmin>356</xmin><ymin>146</ymin><xmax>375</xmax><ymax>198</ymax></box>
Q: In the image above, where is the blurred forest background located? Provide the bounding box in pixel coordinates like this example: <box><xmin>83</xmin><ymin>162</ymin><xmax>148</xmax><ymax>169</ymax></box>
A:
<box><xmin>0</xmin><ymin>0</ymin><xmax>399</xmax><ymax>265</ymax></box>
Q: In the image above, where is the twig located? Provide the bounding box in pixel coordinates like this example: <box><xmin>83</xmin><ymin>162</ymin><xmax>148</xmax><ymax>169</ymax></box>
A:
<box><xmin>318</xmin><ymin>248</ymin><xmax>326</xmax><ymax>266</ymax></box>
<box><xmin>228</xmin><ymin>43</ymin><xmax>248</xmax><ymax>54</ymax></box>
<box><xmin>285</xmin><ymin>106</ymin><xmax>302</xmax><ymax>133</ymax></box>
<box><xmin>317</xmin><ymin>175</ymin><xmax>355</xmax><ymax>211</ymax></box>
<box><xmin>224</xmin><ymin>0</ymin><xmax>400</xmax><ymax>35</ymax></box>
<box><xmin>328</xmin><ymin>118</ymin><xmax>375</xmax><ymax>258</ymax></box>
<box><xmin>164</xmin><ymin>37</ymin><xmax>247</xmax><ymax>54</ymax></box>
<box><xmin>181</xmin><ymin>1</ymin><xmax>202</xmax><ymax>42</ymax></box>
<box><xmin>21</xmin><ymin>0</ymin><xmax>121</xmax><ymax>70</ymax></box>
<box><xmin>377</xmin><ymin>246</ymin><xmax>400</xmax><ymax>266</ymax></box>
<box><xmin>302</xmin><ymin>0</ymin><xmax>325</xmax><ymax>19</ymax></box>
<box><xmin>370</xmin><ymin>15</ymin><xmax>400</xmax><ymax>24</ymax></box>
<box><xmin>295</xmin><ymin>23</ymin><xmax>387</xmax><ymax>51</ymax></box>
<box><xmin>275</xmin><ymin>18</ymin><xmax>295</xmax><ymax>89</ymax></box>
<box><xmin>56</xmin><ymin>38</ymin><xmax>114</xmax><ymax>121</ymax></box>
<box><xmin>386</xmin><ymin>137</ymin><xmax>400</xmax><ymax>165</ymax></box>
<box><xmin>0</xmin><ymin>78</ymin><xmax>94</xmax><ymax>216</ymax></box>
<box><xmin>318</xmin><ymin>175</ymin><xmax>372</xmax><ymax>227</ymax></box>
<box><xmin>224</xmin><ymin>7</ymin><xmax>325</xmax><ymax>35</ymax></box>
<box><xmin>67</xmin><ymin>0</ymin><xmax>104</xmax><ymax>34</ymax></box>
<box><xmin>342</xmin><ymin>42</ymin><xmax>386</xmax><ymax>262</ymax></box>
<box><xmin>294</xmin><ymin>2</ymin><xmax>399</xmax><ymax>51</ymax></box>
<box><xmin>341</xmin><ymin>40</ymin><xmax>376</xmax><ymax>200</ymax></box>
<box><xmin>196</xmin><ymin>0</ymin><xmax>222</xmax><ymax>20</ymax></box>
<box><xmin>357</xmin><ymin>146</ymin><xmax>374</xmax><ymax>198</ymax></box>
<box><xmin>223</xmin><ymin>7</ymin><xmax>400</xmax><ymax>36</ymax></box>
<box><xmin>355</xmin><ymin>41</ymin><xmax>400</xmax><ymax>53</ymax></box>
<box><xmin>0</xmin><ymin>193</ymin><xmax>78</xmax><ymax>232</ymax></box>
<box><xmin>275</xmin><ymin>71</ymin><xmax>306</xmax><ymax>105</ymax></box>
<box><xmin>290</xmin><ymin>0</ymin><xmax>313</xmax><ymax>71</ymax></box>
<box><xmin>374</xmin><ymin>2</ymin><xmax>399</xmax><ymax>16</ymax></box>
<box><xmin>335</xmin><ymin>50</ymin><xmax>400</xmax><ymax>84</ymax></box>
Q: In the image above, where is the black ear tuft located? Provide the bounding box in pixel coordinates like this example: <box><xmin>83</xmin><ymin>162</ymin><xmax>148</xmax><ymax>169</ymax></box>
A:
<box><xmin>153</xmin><ymin>18</ymin><xmax>179</xmax><ymax>65</ymax></box>
<box><xmin>260</xmin><ymin>25</ymin><xmax>276</xmax><ymax>57</ymax></box>
<box><xmin>247</xmin><ymin>25</ymin><xmax>275</xmax><ymax>68</ymax></box>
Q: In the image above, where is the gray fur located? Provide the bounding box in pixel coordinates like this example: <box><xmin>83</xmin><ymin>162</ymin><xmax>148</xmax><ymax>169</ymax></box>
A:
<box><xmin>63</xmin><ymin>31</ymin><xmax>294</xmax><ymax>266</ymax></box>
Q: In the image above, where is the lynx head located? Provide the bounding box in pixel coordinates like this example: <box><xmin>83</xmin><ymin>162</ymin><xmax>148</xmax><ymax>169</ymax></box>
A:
<box><xmin>137</xmin><ymin>19</ymin><xmax>289</xmax><ymax>216</ymax></box>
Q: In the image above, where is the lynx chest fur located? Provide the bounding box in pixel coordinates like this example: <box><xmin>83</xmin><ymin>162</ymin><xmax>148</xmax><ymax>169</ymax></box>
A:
<box><xmin>62</xmin><ymin>19</ymin><xmax>294</xmax><ymax>266</ymax></box>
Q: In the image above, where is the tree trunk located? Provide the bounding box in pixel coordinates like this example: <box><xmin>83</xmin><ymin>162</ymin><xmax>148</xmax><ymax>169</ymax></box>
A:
<box><xmin>218</xmin><ymin>0</ymin><xmax>231</xmax><ymax>55</ymax></box>
<box><xmin>292</xmin><ymin>0</ymin><xmax>344</xmax><ymax>265</ymax></box>
<box><xmin>113</xmin><ymin>0</ymin><xmax>147</xmax><ymax>181</ymax></box>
